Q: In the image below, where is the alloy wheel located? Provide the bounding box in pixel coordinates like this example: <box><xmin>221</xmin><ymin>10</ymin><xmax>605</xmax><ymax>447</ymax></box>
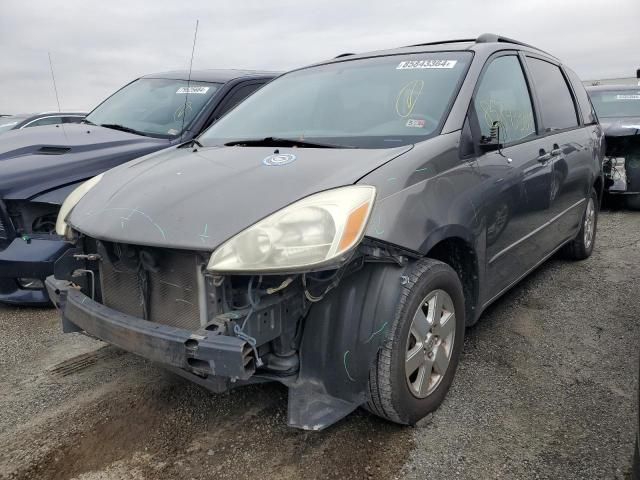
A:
<box><xmin>405</xmin><ymin>289</ymin><xmax>456</xmax><ymax>398</ymax></box>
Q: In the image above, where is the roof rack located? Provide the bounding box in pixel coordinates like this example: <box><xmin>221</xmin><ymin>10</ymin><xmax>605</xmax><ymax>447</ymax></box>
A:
<box><xmin>405</xmin><ymin>33</ymin><xmax>554</xmax><ymax>57</ymax></box>
<box><xmin>334</xmin><ymin>53</ymin><xmax>356</xmax><ymax>59</ymax></box>
<box><xmin>406</xmin><ymin>38</ymin><xmax>476</xmax><ymax>48</ymax></box>
<box><xmin>476</xmin><ymin>33</ymin><xmax>553</xmax><ymax>56</ymax></box>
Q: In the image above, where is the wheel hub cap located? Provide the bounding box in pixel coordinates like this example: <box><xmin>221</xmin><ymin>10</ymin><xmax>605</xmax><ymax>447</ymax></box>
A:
<box><xmin>405</xmin><ymin>289</ymin><xmax>456</xmax><ymax>398</ymax></box>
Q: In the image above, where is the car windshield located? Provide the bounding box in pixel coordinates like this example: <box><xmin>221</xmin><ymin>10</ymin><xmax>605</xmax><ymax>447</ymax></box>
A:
<box><xmin>200</xmin><ymin>52</ymin><xmax>473</xmax><ymax>149</ymax></box>
<box><xmin>589</xmin><ymin>89</ymin><xmax>640</xmax><ymax>118</ymax></box>
<box><xmin>0</xmin><ymin>117</ymin><xmax>22</xmax><ymax>133</ymax></box>
<box><xmin>86</xmin><ymin>78</ymin><xmax>221</xmax><ymax>138</ymax></box>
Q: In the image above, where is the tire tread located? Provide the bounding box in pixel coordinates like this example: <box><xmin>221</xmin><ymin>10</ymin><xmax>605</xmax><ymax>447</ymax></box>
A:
<box><xmin>366</xmin><ymin>258</ymin><xmax>454</xmax><ymax>424</ymax></box>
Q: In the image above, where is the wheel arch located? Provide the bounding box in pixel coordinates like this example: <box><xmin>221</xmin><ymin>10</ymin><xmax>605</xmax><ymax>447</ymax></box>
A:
<box><xmin>422</xmin><ymin>232</ymin><xmax>480</xmax><ymax>326</ymax></box>
<box><xmin>593</xmin><ymin>174</ymin><xmax>604</xmax><ymax>207</ymax></box>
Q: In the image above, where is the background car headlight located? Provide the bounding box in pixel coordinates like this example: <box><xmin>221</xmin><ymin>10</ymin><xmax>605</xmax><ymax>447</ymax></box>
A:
<box><xmin>55</xmin><ymin>174</ymin><xmax>104</xmax><ymax>237</ymax></box>
<box><xmin>207</xmin><ymin>185</ymin><xmax>376</xmax><ymax>273</ymax></box>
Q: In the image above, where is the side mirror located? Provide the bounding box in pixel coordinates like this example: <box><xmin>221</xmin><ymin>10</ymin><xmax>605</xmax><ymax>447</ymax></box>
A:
<box><xmin>479</xmin><ymin>121</ymin><xmax>503</xmax><ymax>152</ymax></box>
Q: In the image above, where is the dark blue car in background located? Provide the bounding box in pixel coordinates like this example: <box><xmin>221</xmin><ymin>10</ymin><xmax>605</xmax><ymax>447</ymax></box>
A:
<box><xmin>0</xmin><ymin>112</ymin><xmax>87</xmax><ymax>134</ymax></box>
<box><xmin>0</xmin><ymin>69</ymin><xmax>276</xmax><ymax>305</ymax></box>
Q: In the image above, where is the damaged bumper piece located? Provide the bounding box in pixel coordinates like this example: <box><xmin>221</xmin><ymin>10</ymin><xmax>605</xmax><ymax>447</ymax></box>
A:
<box><xmin>0</xmin><ymin>236</ymin><xmax>71</xmax><ymax>305</ymax></box>
<box><xmin>46</xmin><ymin>240</ymin><xmax>408</xmax><ymax>430</ymax></box>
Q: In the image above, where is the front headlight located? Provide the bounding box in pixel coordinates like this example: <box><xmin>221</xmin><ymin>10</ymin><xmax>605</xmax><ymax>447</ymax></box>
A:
<box><xmin>207</xmin><ymin>186</ymin><xmax>376</xmax><ymax>273</ymax></box>
<box><xmin>55</xmin><ymin>174</ymin><xmax>104</xmax><ymax>237</ymax></box>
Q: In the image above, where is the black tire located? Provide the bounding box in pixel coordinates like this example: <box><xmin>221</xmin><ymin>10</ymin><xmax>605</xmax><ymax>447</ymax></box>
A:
<box><xmin>366</xmin><ymin>258</ymin><xmax>465</xmax><ymax>425</ymax></box>
<box><xmin>626</xmin><ymin>194</ymin><xmax>640</xmax><ymax>211</ymax></box>
<box><xmin>563</xmin><ymin>189</ymin><xmax>598</xmax><ymax>260</ymax></box>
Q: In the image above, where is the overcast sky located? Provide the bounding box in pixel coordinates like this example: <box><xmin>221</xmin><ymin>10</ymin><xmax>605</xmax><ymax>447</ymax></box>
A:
<box><xmin>1</xmin><ymin>0</ymin><xmax>638</xmax><ymax>113</ymax></box>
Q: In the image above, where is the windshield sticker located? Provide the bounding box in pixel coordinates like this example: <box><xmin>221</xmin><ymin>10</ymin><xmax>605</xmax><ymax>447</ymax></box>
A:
<box><xmin>616</xmin><ymin>94</ymin><xmax>640</xmax><ymax>100</ymax></box>
<box><xmin>396</xmin><ymin>59</ymin><xmax>457</xmax><ymax>70</ymax></box>
<box><xmin>167</xmin><ymin>128</ymin><xmax>179</xmax><ymax>135</ymax></box>
<box><xmin>176</xmin><ymin>86</ymin><xmax>210</xmax><ymax>94</ymax></box>
<box><xmin>406</xmin><ymin>119</ymin><xmax>426</xmax><ymax>128</ymax></box>
<box><xmin>396</xmin><ymin>80</ymin><xmax>424</xmax><ymax>118</ymax></box>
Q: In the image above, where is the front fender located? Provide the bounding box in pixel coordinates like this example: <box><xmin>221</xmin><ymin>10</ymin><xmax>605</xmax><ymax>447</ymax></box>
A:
<box><xmin>288</xmin><ymin>262</ymin><xmax>406</xmax><ymax>429</ymax></box>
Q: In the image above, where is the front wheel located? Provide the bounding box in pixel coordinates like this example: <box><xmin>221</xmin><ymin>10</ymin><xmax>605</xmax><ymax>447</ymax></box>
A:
<box><xmin>366</xmin><ymin>259</ymin><xmax>465</xmax><ymax>425</ymax></box>
<box><xmin>563</xmin><ymin>189</ymin><xmax>598</xmax><ymax>260</ymax></box>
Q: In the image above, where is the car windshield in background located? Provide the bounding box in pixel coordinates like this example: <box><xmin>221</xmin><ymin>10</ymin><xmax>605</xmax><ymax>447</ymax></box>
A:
<box><xmin>85</xmin><ymin>78</ymin><xmax>221</xmax><ymax>138</ymax></box>
<box><xmin>589</xmin><ymin>90</ymin><xmax>640</xmax><ymax>118</ymax></box>
<box><xmin>200</xmin><ymin>52</ymin><xmax>473</xmax><ymax>149</ymax></box>
<box><xmin>0</xmin><ymin>119</ymin><xmax>19</xmax><ymax>133</ymax></box>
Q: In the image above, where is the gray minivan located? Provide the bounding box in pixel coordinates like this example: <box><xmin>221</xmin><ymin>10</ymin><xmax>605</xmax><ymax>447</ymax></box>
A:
<box><xmin>48</xmin><ymin>34</ymin><xmax>604</xmax><ymax>430</ymax></box>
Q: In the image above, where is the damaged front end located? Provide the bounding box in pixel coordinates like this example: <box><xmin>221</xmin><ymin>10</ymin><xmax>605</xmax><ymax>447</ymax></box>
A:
<box><xmin>47</xmin><ymin>236</ymin><xmax>410</xmax><ymax>430</ymax></box>
<box><xmin>0</xmin><ymin>198</ymin><xmax>70</xmax><ymax>304</ymax></box>
<box><xmin>603</xmin><ymin>135</ymin><xmax>640</xmax><ymax>195</ymax></box>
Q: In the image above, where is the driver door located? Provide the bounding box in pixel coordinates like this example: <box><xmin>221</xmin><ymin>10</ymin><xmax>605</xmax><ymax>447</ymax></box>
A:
<box><xmin>471</xmin><ymin>53</ymin><xmax>555</xmax><ymax>297</ymax></box>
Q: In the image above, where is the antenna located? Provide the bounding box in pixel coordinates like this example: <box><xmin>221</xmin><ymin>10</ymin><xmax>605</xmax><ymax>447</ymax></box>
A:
<box><xmin>48</xmin><ymin>52</ymin><xmax>61</xmax><ymax>112</ymax></box>
<box><xmin>180</xmin><ymin>19</ymin><xmax>199</xmax><ymax>142</ymax></box>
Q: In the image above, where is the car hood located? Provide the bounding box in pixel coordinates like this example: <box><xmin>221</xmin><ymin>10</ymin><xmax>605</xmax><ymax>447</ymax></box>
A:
<box><xmin>599</xmin><ymin>116</ymin><xmax>640</xmax><ymax>137</ymax></box>
<box><xmin>0</xmin><ymin>123</ymin><xmax>169</xmax><ymax>200</ymax></box>
<box><xmin>68</xmin><ymin>144</ymin><xmax>413</xmax><ymax>251</ymax></box>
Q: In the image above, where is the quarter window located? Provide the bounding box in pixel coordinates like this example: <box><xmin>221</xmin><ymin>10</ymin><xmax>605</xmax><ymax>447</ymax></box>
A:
<box><xmin>526</xmin><ymin>57</ymin><xmax>579</xmax><ymax>131</ymax></box>
<box><xmin>474</xmin><ymin>55</ymin><xmax>536</xmax><ymax>144</ymax></box>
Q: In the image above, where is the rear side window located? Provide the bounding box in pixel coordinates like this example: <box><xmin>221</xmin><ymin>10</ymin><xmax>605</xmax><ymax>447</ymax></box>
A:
<box><xmin>474</xmin><ymin>55</ymin><xmax>536</xmax><ymax>144</ymax></box>
<box><xmin>219</xmin><ymin>83</ymin><xmax>264</xmax><ymax>116</ymax></box>
<box><xmin>565</xmin><ymin>68</ymin><xmax>597</xmax><ymax>125</ymax></box>
<box><xmin>62</xmin><ymin>116</ymin><xmax>84</xmax><ymax>124</ymax></box>
<box><xmin>526</xmin><ymin>57</ymin><xmax>579</xmax><ymax>131</ymax></box>
<box><xmin>26</xmin><ymin>116</ymin><xmax>62</xmax><ymax>127</ymax></box>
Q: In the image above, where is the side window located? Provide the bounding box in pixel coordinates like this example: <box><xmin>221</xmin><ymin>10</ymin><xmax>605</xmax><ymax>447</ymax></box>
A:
<box><xmin>474</xmin><ymin>55</ymin><xmax>536</xmax><ymax>144</ymax></box>
<box><xmin>565</xmin><ymin>68</ymin><xmax>597</xmax><ymax>125</ymax></box>
<box><xmin>62</xmin><ymin>116</ymin><xmax>84</xmax><ymax>124</ymax></box>
<box><xmin>26</xmin><ymin>116</ymin><xmax>62</xmax><ymax>127</ymax></box>
<box><xmin>218</xmin><ymin>83</ymin><xmax>263</xmax><ymax>117</ymax></box>
<box><xmin>202</xmin><ymin>83</ymin><xmax>264</xmax><ymax>131</ymax></box>
<box><xmin>526</xmin><ymin>57</ymin><xmax>579</xmax><ymax>131</ymax></box>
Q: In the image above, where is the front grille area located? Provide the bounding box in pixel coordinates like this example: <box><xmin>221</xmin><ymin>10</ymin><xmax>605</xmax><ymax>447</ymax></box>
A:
<box><xmin>99</xmin><ymin>244</ymin><xmax>202</xmax><ymax>331</ymax></box>
<box><xmin>0</xmin><ymin>200</ymin><xmax>12</xmax><ymax>245</ymax></box>
<box><xmin>0</xmin><ymin>217</ymin><xmax>7</xmax><ymax>241</ymax></box>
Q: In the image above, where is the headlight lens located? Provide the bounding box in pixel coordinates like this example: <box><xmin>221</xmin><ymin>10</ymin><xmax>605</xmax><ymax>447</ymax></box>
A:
<box><xmin>207</xmin><ymin>186</ymin><xmax>376</xmax><ymax>273</ymax></box>
<box><xmin>55</xmin><ymin>174</ymin><xmax>104</xmax><ymax>236</ymax></box>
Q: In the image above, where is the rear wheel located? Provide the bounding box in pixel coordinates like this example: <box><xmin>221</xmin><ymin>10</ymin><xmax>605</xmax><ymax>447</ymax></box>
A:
<box><xmin>366</xmin><ymin>259</ymin><xmax>465</xmax><ymax>425</ymax></box>
<box><xmin>563</xmin><ymin>189</ymin><xmax>598</xmax><ymax>260</ymax></box>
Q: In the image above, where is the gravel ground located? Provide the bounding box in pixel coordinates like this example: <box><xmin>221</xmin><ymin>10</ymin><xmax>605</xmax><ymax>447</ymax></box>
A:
<box><xmin>0</xmin><ymin>210</ymin><xmax>638</xmax><ymax>480</ymax></box>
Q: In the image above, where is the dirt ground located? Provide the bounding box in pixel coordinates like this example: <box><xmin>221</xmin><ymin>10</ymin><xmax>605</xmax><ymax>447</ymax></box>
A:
<box><xmin>0</xmin><ymin>210</ymin><xmax>638</xmax><ymax>480</ymax></box>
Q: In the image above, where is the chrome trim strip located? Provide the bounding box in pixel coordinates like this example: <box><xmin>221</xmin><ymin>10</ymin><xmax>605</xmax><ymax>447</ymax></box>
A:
<box><xmin>488</xmin><ymin>198</ymin><xmax>586</xmax><ymax>264</ymax></box>
<box><xmin>482</xmin><ymin>234</ymin><xmax>574</xmax><ymax>310</ymax></box>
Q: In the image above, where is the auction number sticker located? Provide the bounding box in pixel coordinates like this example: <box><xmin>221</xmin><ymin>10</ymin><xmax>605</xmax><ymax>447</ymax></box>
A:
<box><xmin>406</xmin><ymin>119</ymin><xmax>426</xmax><ymax>128</ymax></box>
<box><xmin>397</xmin><ymin>59</ymin><xmax>457</xmax><ymax>69</ymax></box>
<box><xmin>176</xmin><ymin>86</ymin><xmax>210</xmax><ymax>94</ymax></box>
<box><xmin>616</xmin><ymin>94</ymin><xmax>640</xmax><ymax>100</ymax></box>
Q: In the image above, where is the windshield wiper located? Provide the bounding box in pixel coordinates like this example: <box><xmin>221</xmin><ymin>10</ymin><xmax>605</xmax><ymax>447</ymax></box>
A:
<box><xmin>224</xmin><ymin>137</ymin><xmax>353</xmax><ymax>149</ymax></box>
<box><xmin>100</xmin><ymin>123</ymin><xmax>145</xmax><ymax>136</ymax></box>
<box><xmin>81</xmin><ymin>119</ymin><xmax>96</xmax><ymax>126</ymax></box>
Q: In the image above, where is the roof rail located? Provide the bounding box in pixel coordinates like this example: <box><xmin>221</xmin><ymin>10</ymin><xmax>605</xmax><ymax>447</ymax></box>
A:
<box><xmin>476</xmin><ymin>33</ymin><xmax>555</xmax><ymax>57</ymax></box>
<box><xmin>334</xmin><ymin>53</ymin><xmax>355</xmax><ymax>59</ymax></box>
<box><xmin>404</xmin><ymin>33</ymin><xmax>554</xmax><ymax>58</ymax></box>
<box><xmin>406</xmin><ymin>38</ymin><xmax>476</xmax><ymax>48</ymax></box>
